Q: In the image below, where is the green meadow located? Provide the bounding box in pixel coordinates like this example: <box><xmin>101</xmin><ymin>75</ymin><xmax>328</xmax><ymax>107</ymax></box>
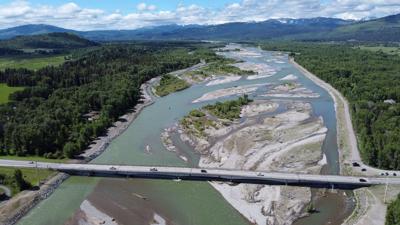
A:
<box><xmin>0</xmin><ymin>55</ymin><xmax>67</xmax><ymax>71</ymax></box>
<box><xmin>357</xmin><ymin>45</ymin><xmax>400</xmax><ymax>55</ymax></box>
<box><xmin>0</xmin><ymin>167</ymin><xmax>55</xmax><ymax>195</ymax></box>
<box><xmin>0</xmin><ymin>83</ymin><xmax>24</xmax><ymax>104</ymax></box>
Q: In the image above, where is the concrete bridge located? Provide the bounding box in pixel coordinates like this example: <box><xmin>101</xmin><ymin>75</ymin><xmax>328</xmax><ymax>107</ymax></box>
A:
<box><xmin>1</xmin><ymin>160</ymin><xmax>400</xmax><ymax>190</ymax></box>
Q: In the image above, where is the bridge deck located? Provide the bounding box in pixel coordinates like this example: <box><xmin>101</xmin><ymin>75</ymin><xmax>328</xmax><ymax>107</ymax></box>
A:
<box><xmin>1</xmin><ymin>160</ymin><xmax>400</xmax><ymax>190</ymax></box>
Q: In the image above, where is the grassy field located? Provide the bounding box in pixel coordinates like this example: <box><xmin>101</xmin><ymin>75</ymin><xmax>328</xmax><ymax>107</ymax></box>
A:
<box><xmin>0</xmin><ymin>55</ymin><xmax>67</xmax><ymax>70</ymax></box>
<box><xmin>357</xmin><ymin>46</ymin><xmax>400</xmax><ymax>55</ymax></box>
<box><xmin>0</xmin><ymin>83</ymin><xmax>24</xmax><ymax>104</ymax></box>
<box><xmin>0</xmin><ymin>155</ymin><xmax>68</xmax><ymax>163</ymax></box>
<box><xmin>0</xmin><ymin>167</ymin><xmax>55</xmax><ymax>195</ymax></box>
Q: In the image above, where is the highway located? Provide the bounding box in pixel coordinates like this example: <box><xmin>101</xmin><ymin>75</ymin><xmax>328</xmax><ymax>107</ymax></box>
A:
<box><xmin>1</xmin><ymin>159</ymin><xmax>400</xmax><ymax>190</ymax></box>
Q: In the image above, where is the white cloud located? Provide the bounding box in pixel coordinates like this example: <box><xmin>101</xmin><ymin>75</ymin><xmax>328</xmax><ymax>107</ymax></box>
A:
<box><xmin>58</xmin><ymin>2</ymin><xmax>80</xmax><ymax>15</ymax></box>
<box><xmin>137</xmin><ymin>2</ymin><xmax>157</xmax><ymax>11</ymax></box>
<box><xmin>137</xmin><ymin>3</ymin><xmax>147</xmax><ymax>11</ymax></box>
<box><xmin>147</xmin><ymin>5</ymin><xmax>157</xmax><ymax>11</ymax></box>
<box><xmin>0</xmin><ymin>0</ymin><xmax>399</xmax><ymax>30</ymax></box>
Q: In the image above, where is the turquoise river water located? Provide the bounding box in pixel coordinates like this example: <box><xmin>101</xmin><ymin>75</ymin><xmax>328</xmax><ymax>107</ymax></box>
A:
<box><xmin>18</xmin><ymin>45</ymin><xmax>354</xmax><ymax>225</ymax></box>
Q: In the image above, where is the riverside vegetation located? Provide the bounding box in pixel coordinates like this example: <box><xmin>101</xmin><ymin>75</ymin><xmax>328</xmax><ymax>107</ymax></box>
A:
<box><xmin>386</xmin><ymin>195</ymin><xmax>400</xmax><ymax>225</ymax></box>
<box><xmin>155</xmin><ymin>51</ymin><xmax>256</xmax><ymax>96</ymax></box>
<box><xmin>0</xmin><ymin>168</ymin><xmax>53</xmax><ymax>196</ymax></box>
<box><xmin>181</xmin><ymin>95</ymin><xmax>252</xmax><ymax>137</ymax></box>
<box><xmin>262</xmin><ymin>42</ymin><xmax>400</xmax><ymax>170</ymax></box>
<box><xmin>155</xmin><ymin>74</ymin><xmax>190</xmax><ymax>96</ymax></box>
<box><xmin>0</xmin><ymin>41</ymin><xmax>225</xmax><ymax>160</ymax></box>
<box><xmin>182</xmin><ymin>58</ymin><xmax>255</xmax><ymax>83</ymax></box>
<box><xmin>262</xmin><ymin>41</ymin><xmax>400</xmax><ymax>224</ymax></box>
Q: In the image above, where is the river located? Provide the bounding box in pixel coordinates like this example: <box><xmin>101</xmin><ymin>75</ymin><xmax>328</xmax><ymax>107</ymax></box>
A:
<box><xmin>17</xmin><ymin>44</ymin><xmax>355</xmax><ymax>225</ymax></box>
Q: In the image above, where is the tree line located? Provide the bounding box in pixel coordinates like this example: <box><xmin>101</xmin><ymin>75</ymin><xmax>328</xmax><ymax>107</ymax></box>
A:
<box><xmin>386</xmin><ymin>195</ymin><xmax>400</xmax><ymax>225</ymax></box>
<box><xmin>0</xmin><ymin>42</ymin><xmax>220</xmax><ymax>159</ymax></box>
<box><xmin>262</xmin><ymin>42</ymin><xmax>400</xmax><ymax>170</ymax></box>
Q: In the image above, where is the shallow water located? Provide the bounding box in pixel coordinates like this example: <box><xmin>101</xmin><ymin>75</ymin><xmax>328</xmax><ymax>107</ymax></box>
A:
<box><xmin>17</xmin><ymin>44</ymin><xmax>354</xmax><ymax>225</ymax></box>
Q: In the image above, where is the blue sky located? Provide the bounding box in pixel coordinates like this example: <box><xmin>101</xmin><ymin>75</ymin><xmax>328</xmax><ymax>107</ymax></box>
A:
<box><xmin>0</xmin><ymin>0</ymin><xmax>399</xmax><ymax>30</ymax></box>
<box><xmin>0</xmin><ymin>0</ymin><xmax>236</xmax><ymax>12</ymax></box>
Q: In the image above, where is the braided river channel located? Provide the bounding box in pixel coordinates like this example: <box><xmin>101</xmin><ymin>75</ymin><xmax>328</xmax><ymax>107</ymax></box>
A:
<box><xmin>18</xmin><ymin>44</ymin><xmax>355</xmax><ymax>225</ymax></box>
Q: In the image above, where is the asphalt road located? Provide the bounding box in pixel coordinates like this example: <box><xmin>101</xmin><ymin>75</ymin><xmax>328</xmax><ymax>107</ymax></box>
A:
<box><xmin>1</xmin><ymin>159</ymin><xmax>400</xmax><ymax>190</ymax></box>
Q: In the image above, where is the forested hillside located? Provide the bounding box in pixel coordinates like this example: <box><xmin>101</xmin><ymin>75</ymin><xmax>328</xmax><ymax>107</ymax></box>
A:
<box><xmin>262</xmin><ymin>42</ymin><xmax>400</xmax><ymax>170</ymax></box>
<box><xmin>0</xmin><ymin>24</ymin><xmax>71</xmax><ymax>40</ymax></box>
<box><xmin>0</xmin><ymin>32</ymin><xmax>98</xmax><ymax>52</ymax></box>
<box><xmin>320</xmin><ymin>13</ymin><xmax>400</xmax><ymax>42</ymax></box>
<box><xmin>0</xmin><ymin>41</ymin><xmax>222</xmax><ymax>159</ymax></box>
<box><xmin>1</xmin><ymin>14</ymin><xmax>399</xmax><ymax>42</ymax></box>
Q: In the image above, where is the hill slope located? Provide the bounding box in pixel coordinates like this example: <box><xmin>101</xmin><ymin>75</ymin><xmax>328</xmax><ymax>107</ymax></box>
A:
<box><xmin>0</xmin><ymin>24</ymin><xmax>72</xmax><ymax>40</ymax></box>
<box><xmin>0</xmin><ymin>32</ymin><xmax>99</xmax><ymax>50</ymax></box>
<box><xmin>309</xmin><ymin>13</ymin><xmax>400</xmax><ymax>41</ymax></box>
<box><xmin>0</xmin><ymin>13</ymin><xmax>399</xmax><ymax>42</ymax></box>
<box><xmin>81</xmin><ymin>18</ymin><xmax>352</xmax><ymax>41</ymax></box>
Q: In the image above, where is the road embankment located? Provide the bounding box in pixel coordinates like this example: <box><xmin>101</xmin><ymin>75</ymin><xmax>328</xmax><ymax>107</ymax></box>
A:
<box><xmin>289</xmin><ymin>57</ymin><xmax>359</xmax><ymax>174</ymax></box>
<box><xmin>0</xmin><ymin>173</ymin><xmax>69</xmax><ymax>225</ymax></box>
<box><xmin>289</xmin><ymin>57</ymin><xmax>400</xmax><ymax>225</ymax></box>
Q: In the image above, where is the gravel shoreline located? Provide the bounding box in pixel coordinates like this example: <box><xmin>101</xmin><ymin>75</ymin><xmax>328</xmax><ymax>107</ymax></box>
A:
<box><xmin>79</xmin><ymin>81</ymin><xmax>154</xmax><ymax>161</ymax></box>
<box><xmin>0</xmin><ymin>80</ymin><xmax>156</xmax><ymax>225</ymax></box>
<box><xmin>0</xmin><ymin>173</ymin><xmax>69</xmax><ymax>225</ymax></box>
<box><xmin>289</xmin><ymin>58</ymin><xmax>397</xmax><ymax>225</ymax></box>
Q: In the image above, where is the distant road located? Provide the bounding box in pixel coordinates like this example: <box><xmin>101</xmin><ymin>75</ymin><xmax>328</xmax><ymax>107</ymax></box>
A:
<box><xmin>1</xmin><ymin>160</ymin><xmax>400</xmax><ymax>190</ymax></box>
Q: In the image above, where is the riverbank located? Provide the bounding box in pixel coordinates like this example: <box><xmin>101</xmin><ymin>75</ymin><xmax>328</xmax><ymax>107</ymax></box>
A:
<box><xmin>174</xmin><ymin>99</ymin><xmax>327</xmax><ymax>225</ymax></box>
<box><xmin>289</xmin><ymin>58</ymin><xmax>400</xmax><ymax>225</ymax></box>
<box><xmin>289</xmin><ymin>58</ymin><xmax>356</xmax><ymax>174</ymax></box>
<box><xmin>79</xmin><ymin>81</ymin><xmax>154</xmax><ymax>161</ymax></box>
<box><xmin>0</xmin><ymin>173</ymin><xmax>69</xmax><ymax>225</ymax></box>
<box><xmin>0</xmin><ymin>78</ymin><xmax>156</xmax><ymax>225</ymax></box>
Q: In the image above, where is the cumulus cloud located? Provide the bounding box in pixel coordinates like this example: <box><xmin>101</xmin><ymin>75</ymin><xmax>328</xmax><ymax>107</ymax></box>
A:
<box><xmin>0</xmin><ymin>0</ymin><xmax>399</xmax><ymax>30</ymax></box>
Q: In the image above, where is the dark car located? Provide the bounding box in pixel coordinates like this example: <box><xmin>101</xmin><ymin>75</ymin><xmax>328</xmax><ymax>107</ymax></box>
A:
<box><xmin>150</xmin><ymin>168</ymin><xmax>158</xmax><ymax>172</ymax></box>
<box><xmin>352</xmin><ymin>162</ymin><xmax>360</xmax><ymax>167</ymax></box>
<box><xmin>393</xmin><ymin>173</ymin><xmax>397</xmax><ymax>176</ymax></box>
<box><xmin>361</xmin><ymin>168</ymin><xmax>367</xmax><ymax>172</ymax></box>
<box><xmin>201</xmin><ymin>169</ymin><xmax>207</xmax><ymax>173</ymax></box>
<box><xmin>359</xmin><ymin>178</ymin><xmax>367</xmax><ymax>182</ymax></box>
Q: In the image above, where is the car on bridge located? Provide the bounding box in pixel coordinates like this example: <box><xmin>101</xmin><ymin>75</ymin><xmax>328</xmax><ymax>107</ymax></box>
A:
<box><xmin>150</xmin><ymin>168</ymin><xmax>158</xmax><ymax>172</ymax></box>
<box><xmin>359</xmin><ymin>178</ymin><xmax>367</xmax><ymax>183</ymax></box>
<box><xmin>110</xmin><ymin>167</ymin><xmax>117</xmax><ymax>171</ymax></box>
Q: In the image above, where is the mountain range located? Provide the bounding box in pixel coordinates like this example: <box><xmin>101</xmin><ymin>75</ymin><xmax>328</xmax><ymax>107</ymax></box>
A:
<box><xmin>0</xmin><ymin>13</ymin><xmax>399</xmax><ymax>42</ymax></box>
